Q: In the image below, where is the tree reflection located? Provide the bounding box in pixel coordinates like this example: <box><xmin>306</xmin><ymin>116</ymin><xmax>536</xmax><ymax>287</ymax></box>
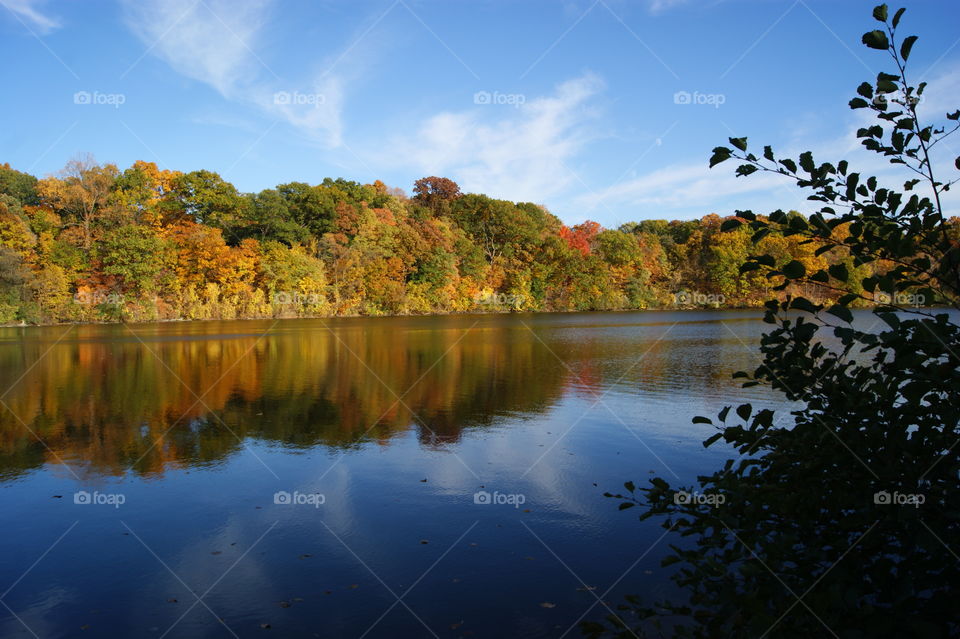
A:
<box><xmin>0</xmin><ymin>319</ymin><xmax>576</xmax><ymax>479</ymax></box>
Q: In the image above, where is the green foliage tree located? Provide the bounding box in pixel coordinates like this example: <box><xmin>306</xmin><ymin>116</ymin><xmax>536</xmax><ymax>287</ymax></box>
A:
<box><xmin>97</xmin><ymin>225</ymin><xmax>166</xmax><ymax>294</ymax></box>
<box><xmin>276</xmin><ymin>181</ymin><xmax>337</xmax><ymax>238</ymax></box>
<box><xmin>0</xmin><ymin>162</ymin><xmax>39</xmax><ymax>206</ymax></box>
<box><xmin>243</xmin><ymin>189</ymin><xmax>310</xmax><ymax>245</ymax></box>
<box><xmin>164</xmin><ymin>170</ymin><xmax>248</xmax><ymax>232</ymax></box>
<box><xmin>594</xmin><ymin>6</ymin><xmax>960</xmax><ymax>637</ymax></box>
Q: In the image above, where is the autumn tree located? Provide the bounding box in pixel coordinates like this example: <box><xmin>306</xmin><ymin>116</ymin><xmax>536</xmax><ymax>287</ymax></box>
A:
<box><xmin>36</xmin><ymin>155</ymin><xmax>118</xmax><ymax>249</ymax></box>
<box><xmin>112</xmin><ymin>161</ymin><xmax>181</xmax><ymax>227</ymax></box>
<box><xmin>413</xmin><ymin>176</ymin><xmax>461</xmax><ymax>215</ymax></box>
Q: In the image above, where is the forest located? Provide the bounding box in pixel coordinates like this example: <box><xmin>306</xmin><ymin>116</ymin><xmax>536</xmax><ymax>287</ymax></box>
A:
<box><xmin>0</xmin><ymin>156</ymin><xmax>945</xmax><ymax>324</ymax></box>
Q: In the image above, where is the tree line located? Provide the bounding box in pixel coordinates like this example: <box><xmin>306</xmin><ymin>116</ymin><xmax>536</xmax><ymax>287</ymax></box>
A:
<box><xmin>0</xmin><ymin>157</ymin><xmax>948</xmax><ymax>324</ymax></box>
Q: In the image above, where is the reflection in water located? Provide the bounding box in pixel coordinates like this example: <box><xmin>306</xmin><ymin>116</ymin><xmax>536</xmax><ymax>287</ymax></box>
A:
<box><xmin>0</xmin><ymin>320</ymin><xmax>568</xmax><ymax>479</ymax></box>
<box><xmin>0</xmin><ymin>313</ymin><xmax>751</xmax><ymax>481</ymax></box>
<box><xmin>0</xmin><ymin>311</ymin><xmax>785</xmax><ymax>639</ymax></box>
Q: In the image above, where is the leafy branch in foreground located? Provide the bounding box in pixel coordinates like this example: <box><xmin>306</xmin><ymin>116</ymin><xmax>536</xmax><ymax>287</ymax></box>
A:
<box><xmin>592</xmin><ymin>5</ymin><xmax>960</xmax><ymax>638</ymax></box>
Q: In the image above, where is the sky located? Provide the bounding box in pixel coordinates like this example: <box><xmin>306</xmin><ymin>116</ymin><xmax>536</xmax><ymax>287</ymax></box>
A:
<box><xmin>0</xmin><ymin>0</ymin><xmax>958</xmax><ymax>227</ymax></box>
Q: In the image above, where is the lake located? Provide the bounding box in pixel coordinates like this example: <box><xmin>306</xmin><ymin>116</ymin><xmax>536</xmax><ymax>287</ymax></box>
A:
<box><xmin>0</xmin><ymin>310</ymin><xmax>786</xmax><ymax>638</ymax></box>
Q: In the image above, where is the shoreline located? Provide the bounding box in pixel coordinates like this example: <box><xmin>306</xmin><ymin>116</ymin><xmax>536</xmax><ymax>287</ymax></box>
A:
<box><xmin>0</xmin><ymin>305</ymin><xmax>761</xmax><ymax>329</ymax></box>
<box><xmin>3</xmin><ymin>302</ymin><xmax>925</xmax><ymax>330</ymax></box>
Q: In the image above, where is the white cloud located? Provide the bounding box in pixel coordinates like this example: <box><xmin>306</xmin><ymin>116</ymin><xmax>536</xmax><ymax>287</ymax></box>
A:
<box><xmin>584</xmin><ymin>62</ymin><xmax>960</xmax><ymax>222</ymax></box>
<box><xmin>388</xmin><ymin>74</ymin><xmax>605</xmax><ymax>204</ymax></box>
<box><xmin>1</xmin><ymin>0</ymin><xmax>59</xmax><ymax>32</ymax></box>
<box><xmin>122</xmin><ymin>0</ymin><xmax>343</xmax><ymax>147</ymax></box>
<box><xmin>583</xmin><ymin>160</ymin><xmax>804</xmax><ymax>220</ymax></box>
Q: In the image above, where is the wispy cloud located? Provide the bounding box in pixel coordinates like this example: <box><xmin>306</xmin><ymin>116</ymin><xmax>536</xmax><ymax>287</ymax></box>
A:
<box><xmin>388</xmin><ymin>74</ymin><xmax>605</xmax><ymax>205</ymax></box>
<box><xmin>121</xmin><ymin>0</ymin><xmax>343</xmax><ymax>147</ymax></box>
<box><xmin>584</xmin><ymin>62</ymin><xmax>960</xmax><ymax>222</ymax></box>
<box><xmin>1</xmin><ymin>0</ymin><xmax>59</xmax><ymax>33</ymax></box>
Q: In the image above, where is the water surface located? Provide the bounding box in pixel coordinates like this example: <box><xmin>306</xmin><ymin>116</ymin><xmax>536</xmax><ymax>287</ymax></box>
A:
<box><xmin>0</xmin><ymin>310</ymin><xmax>782</xmax><ymax>638</ymax></box>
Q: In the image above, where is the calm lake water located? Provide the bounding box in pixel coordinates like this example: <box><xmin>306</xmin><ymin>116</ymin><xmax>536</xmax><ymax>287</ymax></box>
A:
<box><xmin>0</xmin><ymin>310</ymin><xmax>786</xmax><ymax>638</ymax></box>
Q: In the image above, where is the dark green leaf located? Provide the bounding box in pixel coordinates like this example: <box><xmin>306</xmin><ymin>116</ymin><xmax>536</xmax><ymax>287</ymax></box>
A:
<box><xmin>703</xmin><ymin>433</ymin><xmax>723</xmax><ymax>448</ymax></box>
<box><xmin>826</xmin><ymin>304</ymin><xmax>853</xmax><ymax>323</ymax></box>
<box><xmin>709</xmin><ymin>146</ymin><xmax>732</xmax><ymax>168</ymax></box>
<box><xmin>849</xmin><ymin>97</ymin><xmax>869</xmax><ymax>109</ymax></box>
<box><xmin>892</xmin><ymin>7</ymin><xmax>905</xmax><ymax>27</ymax></box>
<box><xmin>862</xmin><ymin>30</ymin><xmax>889</xmax><ymax>50</ymax></box>
<box><xmin>900</xmin><ymin>35</ymin><xmax>918</xmax><ymax>60</ymax></box>
<box><xmin>828</xmin><ymin>263</ymin><xmax>849</xmax><ymax>282</ymax></box>
<box><xmin>782</xmin><ymin>260</ymin><xmax>806</xmax><ymax>279</ymax></box>
<box><xmin>729</xmin><ymin>137</ymin><xmax>748</xmax><ymax>152</ymax></box>
<box><xmin>790</xmin><ymin>297</ymin><xmax>820</xmax><ymax>314</ymax></box>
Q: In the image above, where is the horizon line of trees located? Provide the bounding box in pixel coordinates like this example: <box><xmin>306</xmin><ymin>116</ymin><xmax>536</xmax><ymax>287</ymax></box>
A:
<box><xmin>1</xmin><ymin>156</ymin><xmax>951</xmax><ymax>325</ymax></box>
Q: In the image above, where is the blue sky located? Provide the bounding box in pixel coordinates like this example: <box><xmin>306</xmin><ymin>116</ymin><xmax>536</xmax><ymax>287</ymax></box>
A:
<box><xmin>1</xmin><ymin>0</ymin><xmax>958</xmax><ymax>226</ymax></box>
